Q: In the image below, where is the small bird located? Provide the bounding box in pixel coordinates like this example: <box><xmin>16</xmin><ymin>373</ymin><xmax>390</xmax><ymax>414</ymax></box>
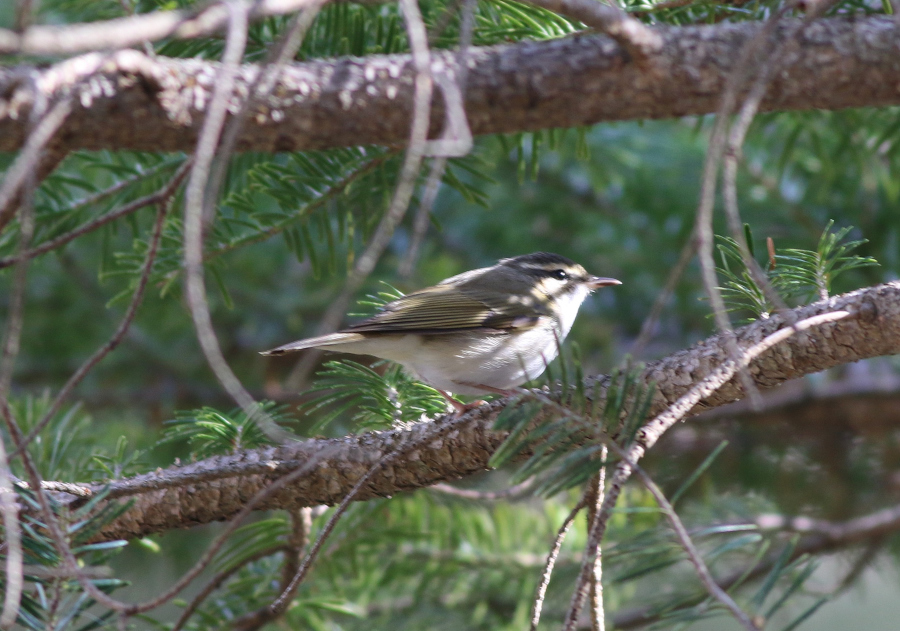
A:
<box><xmin>262</xmin><ymin>252</ymin><xmax>620</xmax><ymax>411</ymax></box>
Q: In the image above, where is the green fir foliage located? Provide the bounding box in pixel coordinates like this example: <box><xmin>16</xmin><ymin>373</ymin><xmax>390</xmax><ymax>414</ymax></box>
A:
<box><xmin>161</xmin><ymin>402</ymin><xmax>293</xmax><ymax>457</ymax></box>
<box><xmin>2</xmin><ymin>394</ymin><xmax>146</xmax><ymax>482</ymax></box>
<box><xmin>1</xmin><ymin>487</ymin><xmax>130</xmax><ymax>630</ymax></box>
<box><xmin>301</xmin><ymin>359</ymin><xmax>450</xmax><ymax>432</ymax></box>
<box><xmin>491</xmin><ymin>352</ymin><xmax>655</xmax><ymax>497</ymax></box>
<box><xmin>716</xmin><ymin>221</ymin><xmax>878</xmax><ymax>320</ymax></box>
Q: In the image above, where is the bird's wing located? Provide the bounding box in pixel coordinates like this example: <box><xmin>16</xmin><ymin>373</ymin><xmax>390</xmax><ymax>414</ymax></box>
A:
<box><xmin>346</xmin><ymin>284</ymin><xmax>543</xmax><ymax>334</ymax></box>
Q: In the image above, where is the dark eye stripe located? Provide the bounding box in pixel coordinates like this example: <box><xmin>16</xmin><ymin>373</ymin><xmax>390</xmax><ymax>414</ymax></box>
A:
<box><xmin>530</xmin><ymin>267</ymin><xmax>570</xmax><ymax>280</ymax></box>
<box><xmin>516</xmin><ymin>262</ymin><xmax>583</xmax><ymax>283</ymax></box>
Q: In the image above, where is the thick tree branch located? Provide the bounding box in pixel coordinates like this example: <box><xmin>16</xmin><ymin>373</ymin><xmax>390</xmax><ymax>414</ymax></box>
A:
<box><xmin>2</xmin><ymin>16</ymin><xmax>900</xmax><ymax>154</ymax></box>
<box><xmin>59</xmin><ymin>281</ymin><xmax>900</xmax><ymax>543</ymax></box>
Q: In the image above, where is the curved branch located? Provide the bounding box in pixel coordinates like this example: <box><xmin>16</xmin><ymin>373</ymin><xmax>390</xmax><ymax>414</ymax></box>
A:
<box><xmin>57</xmin><ymin>281</ymin><xmax>900</xmax><ymax>543</ymax></box>
<box><xmin>0</xmin><ymin>0</ymin><xmax>325</xmax><ymax>56</ymax></box>
<box><xmin>2</xmin><ymin>17</ymin><xmax>900</xmax><ymax>154</ymax></box>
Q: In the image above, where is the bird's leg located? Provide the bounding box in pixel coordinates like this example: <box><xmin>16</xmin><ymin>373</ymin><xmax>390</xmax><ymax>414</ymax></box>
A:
<box><xmin>436</xmin><ymin>389</ymin><xmax>486</xmax><ymax>414</ymax></box>
<box><xmin>433</xmin><ymin>382</ymin><xmax>521</xmax><ymax>415</ymax></box>
<box><xmin>436</xmin><ymin>383</ymin><xmax>520</xmax><ymax>415</ymax></box>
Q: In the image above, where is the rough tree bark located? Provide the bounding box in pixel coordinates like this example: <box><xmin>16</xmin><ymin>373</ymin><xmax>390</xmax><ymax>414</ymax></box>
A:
<box><xmin>1</xmin><ymin>16</ymin><xmax>899</xmax><ymax>154</ymax></box>
<box><xmin>44</xmin><ymin>281</ymin><xmax>900</xmax><ymax>543</ymax></box>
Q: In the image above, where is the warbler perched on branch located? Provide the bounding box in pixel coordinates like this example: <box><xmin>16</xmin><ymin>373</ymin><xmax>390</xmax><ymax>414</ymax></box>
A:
<box><xmin>262</xmin><ymin>252</ymin><xmax>620</xmax><ymax>411</ymax></box>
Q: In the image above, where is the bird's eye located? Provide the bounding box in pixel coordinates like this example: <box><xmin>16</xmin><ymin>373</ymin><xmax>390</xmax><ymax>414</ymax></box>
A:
<box><xmin>550</xmin><ymin>269</ymin><xmax>568</xmax><ymax>280</ymax></box>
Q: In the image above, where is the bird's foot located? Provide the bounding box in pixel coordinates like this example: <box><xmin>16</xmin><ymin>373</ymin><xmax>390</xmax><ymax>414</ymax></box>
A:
<box><xmin>436</xmin><ymin>383</ymin><xmax>521</xmax><ymax>415</ymax></box>
<box><xmin>436</xmin><ymin>389</ymin><xmax>486</xmax><ymax>414</ymax></box>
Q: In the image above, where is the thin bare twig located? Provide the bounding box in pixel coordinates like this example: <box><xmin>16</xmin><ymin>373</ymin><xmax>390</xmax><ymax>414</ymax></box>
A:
<box><xmin>188</xmin><ymin>0</ymin><xmax>327</xmax><ymax>419</ymax></box>
<box><xmin>430</xmin><ymin>477</ymin><xmax>536</xmax><ymax>501</ymax></box>
<box><xmin>0</xmin><ymin>0</ymin><xmax>330</xmax><ymax>56</ymax></box>
<box><xmin>719</xmin><ymin>0</ymin><xmax>838</xmax><ymax>321</ymax></box>
<box><xmin>281</xmin><ymin>508</ymin><xmax>313</xmax><ymax>591</ymax></box>
<box><xmin>695</xmin><ymin>116</ymin><xmax>761</xmax><ymax>412</ymax></box>
<box><xmin>232</xmin><ymin>507</ymin><xmax>313</xmax><ymax>630</ymax></box>
<box><xmin>629</xmin><ymin>462</ymin><xmax>757</xmax><ymax>631</ymax></box>
<box><xmin>14</xmin><ymin>479</ymin><xmax>94</xmax><ymax>497</ymax></box>
<box><xmin>529</xmin><ymin>499</ymin><xmax>586</xmax><ymax>631</ymax></box>
<box><xmin>400</xmin><ymin>0</ymin><xmax>477</xmax><ymax>277</ymax></box>
<box><xmin>517</xmin><ymin>0</ymin><xmax>662</xmax><ymax>59</ymax></box>
<box><xmin>630</xmin><ymin>234</ymin><xmax>696</xmax><ymax>358</ymax></box>
<box><xmin>398</xmin><ymin>156</ymin><xmax>446</xmax><ymax>278</ymax></box>
<box><xmin>263</xmin><ymin>409</ymin><xmax>482</xmax><ymax>621</ymax></box>
<box><xmin>0</xmin><ymin>159</ymin><xmax>190</xmax><ymax>271</ymax></box>
<box><xmin>171</xmin><ymin>544</ymin><xmax>288</xmax><ymax>631</ymax></box>
<box><xmin>9</xmin><ymin>193</ymin><xmax>178</xmax><ymax>458</ymax></box>
<box><xmin>203</xmin><ymin>0</ymin><xmax>327</xmax><ymax>228</ymax></box>
<box><xmin>181</xmin><ymin>3</ymin><xmax>292</xmax><ymax>443</ymax></box>
<box><xmin>691</xmin><ymin>1</ymin><xmax>813</xmax><ymax>423</ymax></box>
<box><xmin>587</xmin><ymin>454</ymin><xmax>608</xmax><ymax>631</ymax></box>
<box><xmin>0</xmin><ymin>434</ymin><xmax>22</xmax><ymax>629</ymax></box>
<box><xmin>693</xmin><ymin>0</ymin><xmax>838</xmax><ymax>419</ymax></box>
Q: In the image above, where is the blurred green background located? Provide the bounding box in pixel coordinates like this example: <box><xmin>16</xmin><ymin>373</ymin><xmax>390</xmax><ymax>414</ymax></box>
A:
<box><xmin>3</xmin><ymin>0</ymin><xmax>900</xmax><ymax>628</ymax></box>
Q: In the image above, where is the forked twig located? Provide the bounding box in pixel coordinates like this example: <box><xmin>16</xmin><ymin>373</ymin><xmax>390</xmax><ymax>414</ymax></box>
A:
<box><xmin>719</xmin><ymin>0</ymin><xmax>839</xmax><ymax>321</ymax></box>
<box><xmin>171</xmin><ymin>544</ymin><xmax>288</xmax><ymax>631</ymax></box>
<box><xmin>231</xmin><ymin>507</ymin><xmax>313</xmax><ymax>630</ymax></box>
<box><xmin>262</xmin><ymin>409</ymin><xmax>484</xmax><ymax>622</ymax></box>
<box><xmin>10</xmin><ymin>191</ymin><xmax>181</xmax><ymax>458</ymax></box>
<box><xmin>693</xmin><ymin>0</ymin><xmax>838</xmax><ymax>415</ymax></box>
<box><xmin>0</xmin><ymin>159</ymin><xmax>190</xmax><ymax>271</ymax></box>
<box><xmin>0</xmin><ymin>197</ymin><xmax>171</xmax><ymax>618</ymax></box>
<box><xmin>562</xmin><ymin>309</ymin><xmax>852</xmax><ymax>630</ymax></box>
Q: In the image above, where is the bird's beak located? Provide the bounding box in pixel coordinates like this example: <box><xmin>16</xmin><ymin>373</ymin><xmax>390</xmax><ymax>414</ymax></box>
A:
<box><xmin>587</xmin><ymin>276</ymin><xmax>622</xmax><ymax>289</ymax></box>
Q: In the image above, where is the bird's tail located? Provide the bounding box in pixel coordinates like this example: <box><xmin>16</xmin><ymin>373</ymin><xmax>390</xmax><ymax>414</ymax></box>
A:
<box><xmin>260</xmin><ymin>332</ymin><xmax>365</xmax><ymax>356</ymax></box>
